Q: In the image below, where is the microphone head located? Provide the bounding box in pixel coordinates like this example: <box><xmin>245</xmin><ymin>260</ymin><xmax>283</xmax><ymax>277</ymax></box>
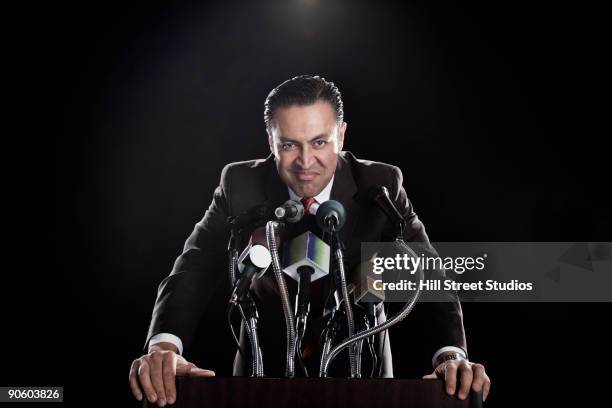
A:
<box><xmin>370</xmin><ymin>185</ymin><xmax>390</xmax><ymax>202</ymax></box>
<box><xmin>282</xmin><ymin>231</ymin><xmax>330</xmax><ymax>282</ymax></box>
<box><xmin>248</xmin><ymin>245</ymin><xmax>272</xmax><ymax>269</ymax></box>
<box><xmin>274</xmin><ymin>207</ymin><xmax>287</xmax><ymax>219</ymax></box>
<box><xmin>316</xmin><ymin>200</ymin><xmax>347</xmax><ymax>232</ymax></box>
<box><xmin>240</xmin><ymin>227</ymin><xmax>274</xmax><ymax>278</ymax></box>
<box><xmin>238</xmin><ymin>243</ymin><xmax>272</xmax><ymax>277</ymax></box>
<box><xmin>353</xmin><ymin>262</ymin><xmax>386</xmax><ymax>305</ymax></box>
<box><xmin>369</xmin><ymin>185</ymin><xmax>406</xmax><ymax>229</ymax></box>
<box><xmin>275</xmin><ymin>199</ymin><xmax>304</xmax><ymax>223</ymax></box>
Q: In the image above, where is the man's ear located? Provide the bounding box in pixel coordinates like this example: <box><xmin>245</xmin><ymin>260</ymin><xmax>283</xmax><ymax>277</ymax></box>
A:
<box><xmin>338</xmin><ymin>122</ymin><xmax>347</xmax><ymax>151</ymax></box>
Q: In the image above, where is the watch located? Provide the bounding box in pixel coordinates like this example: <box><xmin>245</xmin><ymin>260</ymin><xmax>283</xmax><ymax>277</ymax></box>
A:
<box><xmin>436</xmin><ymin>353</ymin><xmax>467</xmax><ymax>366</ymax></box>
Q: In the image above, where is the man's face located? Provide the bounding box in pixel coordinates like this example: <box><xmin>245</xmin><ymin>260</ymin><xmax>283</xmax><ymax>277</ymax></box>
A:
<box><xmin>268</xmin><ymin>100</ymin><xmax>347</xmax><ymax>198</ymax></box>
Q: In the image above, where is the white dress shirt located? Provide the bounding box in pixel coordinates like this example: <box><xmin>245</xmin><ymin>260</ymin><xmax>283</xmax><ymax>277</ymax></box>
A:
<box><xmin>287</xmin><ymin>175</ymin><xmax>335</xmax><ymax>214</ymax></box>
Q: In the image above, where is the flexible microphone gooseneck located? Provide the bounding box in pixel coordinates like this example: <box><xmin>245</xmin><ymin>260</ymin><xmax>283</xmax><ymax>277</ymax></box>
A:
<box><xmin>315</xmin><ymin>200</ymin><xmax>359</xmax><ymax>377</ymax></box>
<box><xmin>265</xmin><ymin>220</ymin><xmax>297</xmax><ymax>378</ymax></box>
<box><xmin>320</xmin><ymin>186</ymin><xmax>423</xmax><ymax>378</ymax></box>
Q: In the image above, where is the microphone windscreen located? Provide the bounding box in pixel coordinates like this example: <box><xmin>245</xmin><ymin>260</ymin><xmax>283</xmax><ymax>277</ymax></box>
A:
<box><xmin>275</xmin><ymin>199</ymin><xmax>305</xmax><ymax>223</ymax></box>
<box><xmin>371</xmin><ymin>185</ymin><xmax>405</xmax><ymax>224</ymax></box>
<box><xmin>237</xmin><ymin>243</ymin><xmax>271</xmax><ymax>276</ymax></box>
<box><xmin>315</xmin><ymin>200</ymin><xmax>347</xmax><ymax>231</ymax></box>
<box><xmin>370</xmin><ymin>185</ymin><xmax>390</xmax><ymax>201</ymax></box>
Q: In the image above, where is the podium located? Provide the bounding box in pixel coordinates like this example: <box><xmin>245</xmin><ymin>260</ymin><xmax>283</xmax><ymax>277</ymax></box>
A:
<box><xmin>144</xmin><ymin>376</ymin><xmax>483</xmax><ymax>408</ymax></box>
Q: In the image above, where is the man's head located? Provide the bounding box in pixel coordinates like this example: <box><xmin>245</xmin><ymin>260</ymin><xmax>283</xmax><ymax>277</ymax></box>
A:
<box><xmin>265</xmin><ymin>75</ymin><xmax>347</xmax><ymax>198</ymax></box>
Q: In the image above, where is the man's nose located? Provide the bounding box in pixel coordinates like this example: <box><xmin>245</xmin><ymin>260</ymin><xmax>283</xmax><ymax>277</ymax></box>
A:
<box><xmin>298</xmin><ymin>146</ymin><xmax>315</xmax><ymax>169</ymax></box>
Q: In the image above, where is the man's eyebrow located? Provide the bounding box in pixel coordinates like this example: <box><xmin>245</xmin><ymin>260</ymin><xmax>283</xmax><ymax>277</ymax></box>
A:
<box><xmin>278</xmin><ymin>134</ymin><xmax>330</xmax><ymax>143</ymax></box>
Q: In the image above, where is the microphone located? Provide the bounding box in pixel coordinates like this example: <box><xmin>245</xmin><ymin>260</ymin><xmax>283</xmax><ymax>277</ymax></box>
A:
<box><xmin>231</xmin><ymin>236</ymin><xmax>272</xmax><ymax>304</ymax></box>
<box><xmin>282</xmin><ymin>231</ymin><xmax>330</xmax><ymax>283</ymax></box>
<box><xmin>352</xmin><ymin>257</ymin><xmax>386</xmax><ymax>337</ymax></box>
<box><xmin>322</xmin><ymin>259</ymin><xmax>385</xmax><ymax>315</ymax></box>
<box><xmin>275</xmin><ymin>199</ymin><xmax>305</xmax><ymax>223</ymax></box>
<box><xmin>353</xmin><ymin>266</ymin><xmax>386</xmax><ymax>307</ymax></box>
<box><xmin>370</xmin><ymin>186</ymin><xmax>405</xmax><ymax>231</ymax></box>
<box><xmin>282</xmin><ymin>231</ymin><xmax>331</xmax><ymax>370</ymax></box>
<box><xmin>295</xmin><ymin>266</ymin><xmax>313</xmax><ymax>318</ymax></box>
<box><xmin>315</xmin><ymin>200</ymin><xmax>347</xmax><ymax>232</ymax></box>
<box><xmin>316</xmin><ymin>200</ymin><xmax>359</xmax><ymax>376</ymax></box>
<box><xmin>282</xmin><ymin>231</ymin><xmax>330</xmax><ymax>323</ymax></box>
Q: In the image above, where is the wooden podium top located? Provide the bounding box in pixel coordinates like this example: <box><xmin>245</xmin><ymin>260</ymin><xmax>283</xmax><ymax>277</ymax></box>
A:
<box><xmin>144</xmin><ymin>376</ymin><xmax>483</xmax><ymax>408</ymax></box>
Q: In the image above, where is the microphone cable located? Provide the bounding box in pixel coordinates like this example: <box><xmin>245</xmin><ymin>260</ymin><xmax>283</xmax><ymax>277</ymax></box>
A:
<box><xmin>226</xmin><ymin>303</ymin><xmax>249</xmax><ymax>367</ymax></box>
<box><xmin>295</xmin><ymin>333</ymin><xmax>309</xmax><ymax>377</ymax></box>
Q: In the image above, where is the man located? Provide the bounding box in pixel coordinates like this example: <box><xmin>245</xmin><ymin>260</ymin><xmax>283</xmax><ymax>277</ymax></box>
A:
<box><xmin>129</xmin><ymin>75</ymin><xmax>491</xmax><ymax>406</ymax></box>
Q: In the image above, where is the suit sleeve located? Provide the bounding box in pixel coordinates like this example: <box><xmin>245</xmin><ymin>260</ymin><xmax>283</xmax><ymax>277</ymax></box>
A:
<box><xmin>145</xmin><ymin>165</ymin><xmax>232</xmax><ymax>354</ymax></box>
<box><xmin>387</xmin><ymin>165</ymin><xmax>468</xmax><ymax>362</ymax></box>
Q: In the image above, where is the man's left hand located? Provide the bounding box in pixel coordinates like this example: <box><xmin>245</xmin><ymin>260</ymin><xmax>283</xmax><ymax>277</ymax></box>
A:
<box><xmin>423</xmin><ymin>360</ymin><xmax>491</xmax><ymax>401</ymax></box>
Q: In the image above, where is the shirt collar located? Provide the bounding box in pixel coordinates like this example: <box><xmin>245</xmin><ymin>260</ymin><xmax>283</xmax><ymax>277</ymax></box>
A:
<box><xmin>287</xmin><ymin>175</ymin><xmax>335</xmax><ymax>204</ymax></box>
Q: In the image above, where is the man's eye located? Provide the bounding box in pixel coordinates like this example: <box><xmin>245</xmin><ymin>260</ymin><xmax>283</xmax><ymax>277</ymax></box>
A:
<box><xmin>280</xmin><ymin>143</ymin><xmax>296</xmax><ymax>151</ymax></box>
<box><xmin>313</xmin><ymin>140</ymin><xmax>327</xmax><ymax>148</ymax></box>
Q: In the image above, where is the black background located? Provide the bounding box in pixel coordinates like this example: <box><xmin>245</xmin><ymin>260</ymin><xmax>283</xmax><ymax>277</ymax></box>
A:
<box><xmin>4</xmin><ymin>0</ymin><xmax>609</xmax><ymax>406</ymax></box>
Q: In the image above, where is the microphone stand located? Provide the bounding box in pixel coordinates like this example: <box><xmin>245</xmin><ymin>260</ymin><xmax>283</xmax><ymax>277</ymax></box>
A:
<box><xmin>236</xmin><ymin>294</ymin><xmax>264</xmax><ymax>377</ymax></box>
<box><xmin>296</xmin><ymin>266</ymin><xmax>313</xmax><ymax>336</ymax></box>
<box><xmin>358</xmin><ymin>308</ymin><xmax>379</xmax><ymax>377</ymax></box>
<box><xmin>295</xmin><ymin>266</ymin><xmax>313</xmax><ymax>377</ymax></box>
<box><xmin>227</xmin><ymin>218</ymin><xmax>241</xmax><ymax>287</ymax></box>
<box><xmin>364</xmin><ymin>303</ymin><xmax>379</xmax><ymax>377</ymax></box>
<box><xmin>266</xmin><ymin>220</ymin><xmax>297</xmax><ymax>378</ymax></box>
<box><xmin>320</xmin><ymin>307</ymin><xmax>341</xmax><ymax>373</ymax></box>
<box><xmin>226</xmin><ymin>220</ymin><xmax>264</xmax><ymax>377</ymax></box>
<box><xmin>324</xmin><ymin>220</ymin><xmax>359</xmax><ymax>378</ymax></box>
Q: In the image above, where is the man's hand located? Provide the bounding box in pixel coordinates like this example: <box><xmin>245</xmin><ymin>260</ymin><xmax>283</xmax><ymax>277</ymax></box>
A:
<box><xmin>129</xmin><ymin>342</ymin><xmax>215</xmax><ymax>406</ymax></box>
<box><xmin>423</xmin><ymin>359</ymin><xmax>491</xmax><ymax>402</ymax></box>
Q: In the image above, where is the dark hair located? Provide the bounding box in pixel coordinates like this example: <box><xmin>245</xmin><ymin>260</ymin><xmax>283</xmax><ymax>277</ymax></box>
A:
<box><xmin>264</xmin><ymin>75</ymin><xmax>344</xmax><ymax>131</ymax></box>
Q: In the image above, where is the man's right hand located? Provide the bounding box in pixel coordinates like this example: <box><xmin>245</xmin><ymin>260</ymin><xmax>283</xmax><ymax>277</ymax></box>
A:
<box><xmin>129</xmin><ymin>342</ymin><xmax>215</xmax><ymax>406</ymax></box>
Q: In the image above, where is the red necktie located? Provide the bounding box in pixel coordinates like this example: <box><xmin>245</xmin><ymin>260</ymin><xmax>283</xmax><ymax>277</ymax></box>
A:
<box><xmin>301</xmin><ymin>197</ymin><xmax>316</xmax><ymax>214</ymax></box>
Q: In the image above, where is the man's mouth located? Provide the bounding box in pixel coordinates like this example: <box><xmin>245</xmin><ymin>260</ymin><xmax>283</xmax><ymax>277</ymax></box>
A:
<box><xmin>293</xmin><ymin>171</ymin><xmax>319</xmax><ymax>181</ymax></box>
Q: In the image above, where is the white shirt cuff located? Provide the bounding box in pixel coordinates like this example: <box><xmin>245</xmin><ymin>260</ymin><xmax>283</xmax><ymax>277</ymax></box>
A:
<box><xmin>432</xmin><ymin>346</ymin><xmax>467</xmax><ymax>368</ymax></box>
<box><xmin>149</xmin><ymin>333</ymin><xmax>184</xmax><ymax>355</ymax></box>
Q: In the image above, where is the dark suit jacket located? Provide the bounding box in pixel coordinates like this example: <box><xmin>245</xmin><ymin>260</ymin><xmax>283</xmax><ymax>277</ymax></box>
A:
<box><xmin>146</xmin><ymin>151</ymin><xmax>467</xmax><ymax>377</ymax></box>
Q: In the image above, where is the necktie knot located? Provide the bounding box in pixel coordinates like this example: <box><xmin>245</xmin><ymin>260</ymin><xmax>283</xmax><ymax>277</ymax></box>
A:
<box><xmin>301</xmin><ymin>197</ymin><xmax>316</xmax><ymax>214</ymax></box>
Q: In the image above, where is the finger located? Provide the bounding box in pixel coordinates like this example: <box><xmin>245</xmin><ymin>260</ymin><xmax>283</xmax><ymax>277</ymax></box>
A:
<box><xmin>149</xmin><ymin>353</ymin><xmax>168</xmax><ymax>406</ymax></box>
<box><xmin>457</xmin><ymin>362</ymin><xmax>473</xmax><ymax>400</ymax></box>
<box><xmin>162</xmin><ymin>352</ymin><xmax>178</xmax><ymax>405</ymax></box>
<box><xmin>188</xmin><ymin>366</ymin><xmax>216</xmax><ymax>377</ymax></box>
<box><xmin>137</xmin><ymin>359</ymin><xmax>157</xmax><ymax>403</ymax></box>
<box><xmin>483</xmin><ymin>373</ymin><xmax>491</xmax><ymax>401</ymax></box>
<box><xmin>470</xmin><ymin>364</ymin><xmax>486</xmax><ymax>393</ymax></box>
<box><xmin>422</xmin><ymin>373</ymin><xmax>437</xmax><ymax>379</ymax></box>
<box><xmin>176</xmin><ymin>362</ymin><xmax>196</xmax><ymax>375</ymax></box>
<box><xmin>129</xmin><ymin>360</ymin><xmax>143</xmax><ymax>401</ymax></box>
<box><xmin>443</xmin><ymin>362</ymin><xmax>458</xmax><ymax>396</ymax></box>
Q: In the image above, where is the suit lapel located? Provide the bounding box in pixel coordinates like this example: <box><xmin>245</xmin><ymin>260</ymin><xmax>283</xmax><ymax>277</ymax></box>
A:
<box><xmin>330</xmin><ymin>152</ymin><xmax>361</xmax><ymax>243</ymax></box>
